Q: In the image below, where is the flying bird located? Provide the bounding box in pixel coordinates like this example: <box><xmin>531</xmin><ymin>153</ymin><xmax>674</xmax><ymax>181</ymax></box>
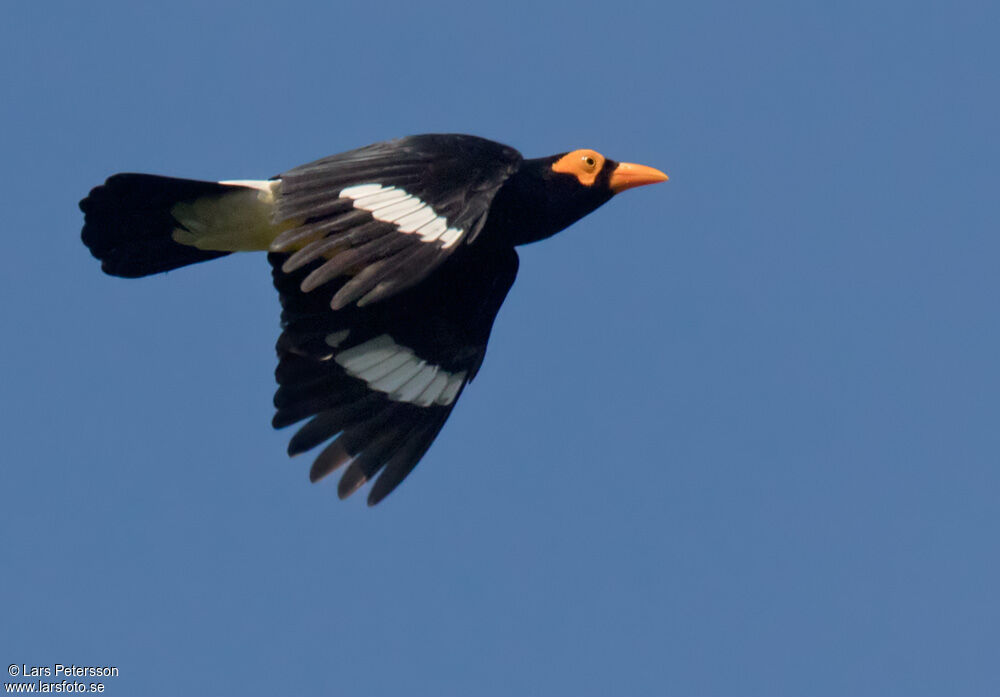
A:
<box><xmin>81</xmin><ymin>134</ymin><xmax>668</xmax><ymax>505</ymax></box>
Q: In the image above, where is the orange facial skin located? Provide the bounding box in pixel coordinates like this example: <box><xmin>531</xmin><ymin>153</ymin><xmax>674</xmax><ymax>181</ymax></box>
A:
<box><xmin>552</xmin><ymin>149</ymin><xmax>607</xmax><ymax>186</ymax></box>
<box><xmin>553</xmin><ymin>149</ymin><xmax>668</xmax><ymax>193</ymax></box>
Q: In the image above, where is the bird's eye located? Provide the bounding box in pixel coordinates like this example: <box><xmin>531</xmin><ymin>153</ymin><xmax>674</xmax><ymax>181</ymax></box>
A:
<box><xmin>552</xmin><ymin>149</ymin><xmax>605</xmax><ymax>185</ymax></box>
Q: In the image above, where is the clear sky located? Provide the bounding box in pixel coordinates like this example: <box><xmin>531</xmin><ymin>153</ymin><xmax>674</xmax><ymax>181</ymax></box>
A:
<box><xmin>2</xmin><ymin>1</ymin><xmax>998</xmax><ymax>695</ymax></box>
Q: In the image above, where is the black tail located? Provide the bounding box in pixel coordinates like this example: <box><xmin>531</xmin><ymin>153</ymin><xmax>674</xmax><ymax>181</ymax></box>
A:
<box><xmin>80</xmin><ymin>173</ymin><xmax>234</xmax><ymax>278</ymax></box>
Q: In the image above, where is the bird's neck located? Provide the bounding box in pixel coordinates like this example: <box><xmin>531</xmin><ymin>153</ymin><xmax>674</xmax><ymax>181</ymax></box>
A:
<box><xmin>481</xmin><ymin>159</ymin><xmax>612</xmax><ymax>247</ymax></box>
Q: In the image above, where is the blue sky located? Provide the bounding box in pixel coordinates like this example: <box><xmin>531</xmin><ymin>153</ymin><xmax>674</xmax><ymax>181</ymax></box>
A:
<box><xmin>2</xmin><ymin>1</ymin><xmax>998</xmax><ymax>695</ymax></box>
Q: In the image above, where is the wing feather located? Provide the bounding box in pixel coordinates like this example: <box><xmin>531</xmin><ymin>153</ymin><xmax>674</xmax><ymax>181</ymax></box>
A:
<box><xmin>269</xmin><ymin>245</ymin><xmax>519</xmax><ymax>503</ymax></box>
<box><xmin>270</xmin><ymin>134</ymin><xmax>522</xmax><ymax>308</ymax></box>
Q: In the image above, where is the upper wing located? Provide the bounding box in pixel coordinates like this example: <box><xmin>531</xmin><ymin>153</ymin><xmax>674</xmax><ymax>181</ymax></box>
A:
<box><xmin>271</xmin><ymin>134</ymin><xmax>522</xmax><ymax>309</ymax></box>
<box><xmin>270</xmin><ymin>245</ymin><xmax>519</xmax><ymax>505</ymax></box>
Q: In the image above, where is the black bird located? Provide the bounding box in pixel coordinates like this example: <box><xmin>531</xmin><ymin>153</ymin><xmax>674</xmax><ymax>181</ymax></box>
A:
<box><xmin>81</xmin><ymin>134</ymin><xmax>668</xmax><ymax>505</ymax></box>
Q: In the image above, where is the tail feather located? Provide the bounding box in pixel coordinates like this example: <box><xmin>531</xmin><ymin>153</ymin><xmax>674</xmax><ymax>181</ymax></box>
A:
<box><xmin>80</xmin><ymin>174</ymin><xmax>276</xmax><ymax>278</ymax></box>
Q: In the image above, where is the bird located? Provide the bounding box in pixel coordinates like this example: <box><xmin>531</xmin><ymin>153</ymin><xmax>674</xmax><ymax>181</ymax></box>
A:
<box><xmin>81</xmin><ymin>133</ymin><xmax>668</xmax><ymax>505</ymax></box>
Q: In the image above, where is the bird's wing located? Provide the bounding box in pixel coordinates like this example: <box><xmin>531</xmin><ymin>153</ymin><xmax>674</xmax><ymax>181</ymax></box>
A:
<box><xmin>270</xmin><ymin>246</ymin><xmax>519</xmax><ymax>505</ymax></box>
<box><xmin>271</xmin><ymin>134</ymin><xmax>522</xmax><ymax>309</ymax></box>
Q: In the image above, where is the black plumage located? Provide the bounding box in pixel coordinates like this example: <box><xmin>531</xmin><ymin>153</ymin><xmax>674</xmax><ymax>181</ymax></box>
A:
<box><xmin>80</xmin><ymin>133</ymin><xmax>667</xmax><ymax>504</ymax></box>
<box><xmin>80</xmin><ymin>174</ymin><xmax>232</xmax><ymax>276</ymax></box>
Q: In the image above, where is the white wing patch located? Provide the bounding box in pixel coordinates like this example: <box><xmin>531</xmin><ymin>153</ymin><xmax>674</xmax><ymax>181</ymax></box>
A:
<box><xmin>334</xmin><ymin>334</ymin><xmax>467</xmax><ymax>407</ymax></box>
<box><xmin>340</xmin><ymin>183</ymin><xmax>464</xmax><ymax>248</ymax></box>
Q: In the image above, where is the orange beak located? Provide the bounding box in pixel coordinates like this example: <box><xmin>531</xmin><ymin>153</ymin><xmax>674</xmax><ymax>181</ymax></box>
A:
<box><xmin>609</xmin><ymin>162</ymin><xmax>669</xmax><ymax>193</ymax></box>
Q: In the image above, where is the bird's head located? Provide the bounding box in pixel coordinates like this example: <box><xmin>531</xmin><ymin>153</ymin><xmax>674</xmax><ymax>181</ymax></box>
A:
<box><xmin>551</xmin><ymin>148</ymin><xmax>668</xmax><ymax>194</ymax></box>
<box><xmin>494</xmin><ymin>148</ymin><xmax>669</xmax><ymax>246</ymax></box>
